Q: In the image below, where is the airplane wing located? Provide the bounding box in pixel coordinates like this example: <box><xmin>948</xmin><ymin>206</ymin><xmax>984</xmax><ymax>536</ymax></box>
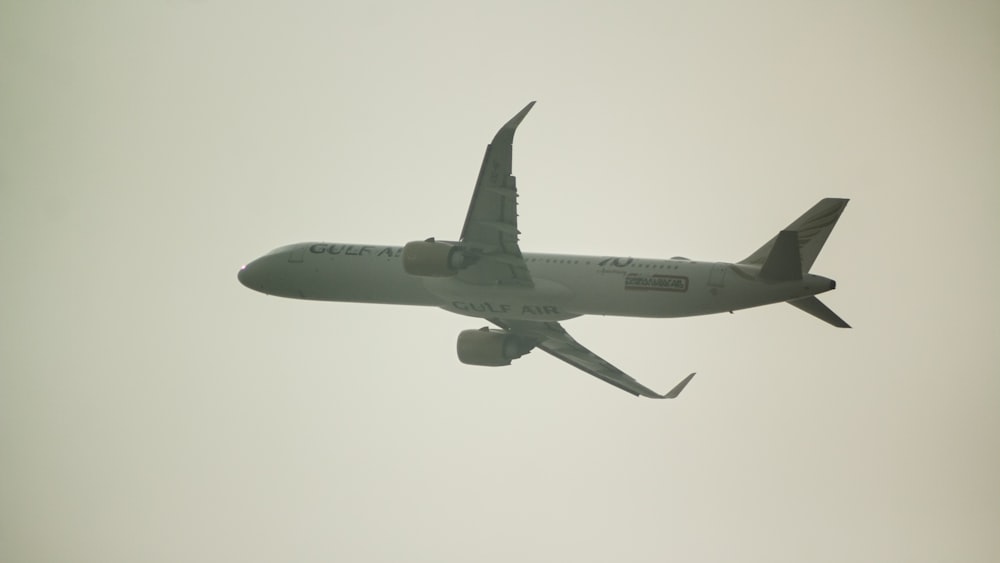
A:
<box><xmin>457</xmin><ymin>102</ymin><xmax>536</xmax><ymax>287</ymax></box>
<box><xmin>490</xmin><ymin>318</ymin><xmax>696</xmax><ymax>399</ymax></box>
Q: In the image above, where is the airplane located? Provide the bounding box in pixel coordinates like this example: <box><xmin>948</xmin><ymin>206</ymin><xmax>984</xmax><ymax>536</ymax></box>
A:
<box><xmin>238</xmin><ymin>102</ymin><xmax>850</xmax><ymax>399</ymax></box>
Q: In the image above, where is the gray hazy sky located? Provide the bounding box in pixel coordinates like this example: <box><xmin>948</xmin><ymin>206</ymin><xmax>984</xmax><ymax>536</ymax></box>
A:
<box><xmin>2</xmin><ymin>2</ymin><xmax>998</xmax><ymax>562</ymax></box>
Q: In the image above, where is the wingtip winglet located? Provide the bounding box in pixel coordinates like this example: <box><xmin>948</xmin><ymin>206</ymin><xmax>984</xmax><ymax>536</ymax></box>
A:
<box><xmin>508</xmin><ymin>101</ymin><xmax>536</xmax><ymax>126</ymax></box>
<box><xmin>495</xmin><ymin>102</ymin><xmax>536</xmax><ymax>140</ymax></box>
<box><xmin>659</xmin><ymin>372</ymin><xmax>696</xmax><ymax>399</ymax></box>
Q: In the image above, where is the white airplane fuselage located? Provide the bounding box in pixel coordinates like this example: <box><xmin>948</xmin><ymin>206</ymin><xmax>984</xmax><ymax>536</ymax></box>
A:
<box><xmin>237</xmin><ymin>102</ymin><xmax>849</xmax><ymax>399</ymax></box>
<box><xmin>239</xmin><ymin>241</ymin><xmax>837</xmax><ymax>322</ymax></box>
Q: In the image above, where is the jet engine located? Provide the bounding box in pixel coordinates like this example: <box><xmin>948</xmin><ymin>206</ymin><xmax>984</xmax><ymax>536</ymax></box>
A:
<box><xmin>402</xmin><ymin>239</ymin><xmax>468</xmax><ymax>277</ymax></box>
<box><xmin>457</xmin><ymin>328</ymin><xmax>534</xmax><ymax>367</ymax></box>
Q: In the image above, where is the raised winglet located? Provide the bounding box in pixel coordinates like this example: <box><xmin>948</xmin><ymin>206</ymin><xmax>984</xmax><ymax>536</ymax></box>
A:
<box><xmin>491</xmin><ymin>101</ymin><xmax>536</xmax><ymax>146</ymax></box>
<box><xmin>656</xmin><ymin>373</ymin><xmax>697</xmax><ymax>399</ymax></box>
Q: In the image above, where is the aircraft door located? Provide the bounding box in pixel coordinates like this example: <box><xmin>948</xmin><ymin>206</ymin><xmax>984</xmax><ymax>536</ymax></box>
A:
<box><xmin>708</xmin><ymin>263</ymin><xmax>727</xmax><ymax>287</ymax></box>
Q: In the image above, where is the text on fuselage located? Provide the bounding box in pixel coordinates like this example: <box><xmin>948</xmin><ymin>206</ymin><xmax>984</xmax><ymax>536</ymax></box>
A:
<box><xmin>309</xmin><ymin>244</ymin><xmax>402</xmax><ymax>258</ymax></box>
<box><xmin>625</xmin><ymin>274</ymin><xmax>689</xmax><ymax>292</ymax></box>
<box><xmin>451</xmin><ymin>301</ymin><xmax>560</xmax><ymax>315</ymax></box>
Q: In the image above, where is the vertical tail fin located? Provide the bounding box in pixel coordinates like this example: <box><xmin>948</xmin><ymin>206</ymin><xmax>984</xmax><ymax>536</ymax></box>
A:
<box><xmin>740</xmin><ymin>198</ymin><xmax>849</xmax><ymax>274</ymax></box>
<box><xmin>758</xmin><ymin>230</ymin><xmax>803</xmax><ymax>282</ymax></box>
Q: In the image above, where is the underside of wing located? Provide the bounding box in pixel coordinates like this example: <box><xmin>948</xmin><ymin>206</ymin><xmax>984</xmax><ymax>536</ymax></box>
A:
<box><xmin>490</xmin><ymin>318</ymin><xmax>695</xmax><ymax>399</ymax></box>
<box><xmin>457</xmin><ymin>102</ymin><xmax>536</xmax><ymax>287</ymax></box>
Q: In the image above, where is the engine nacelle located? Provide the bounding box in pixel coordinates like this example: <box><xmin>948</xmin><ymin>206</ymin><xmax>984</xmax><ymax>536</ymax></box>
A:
<box><xmin>402</xmin><ymin>240</ymin><xmax>467</xmax><ymax>277</ymax></box>
<box><xmin>457</xmin><ymin>328</ymin><xmax>533</xmax><ymax>367</ymax></box>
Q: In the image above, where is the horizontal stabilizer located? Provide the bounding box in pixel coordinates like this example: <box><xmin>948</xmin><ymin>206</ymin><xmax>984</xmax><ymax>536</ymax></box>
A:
<box><xmin>788</xmin><ymin>296</ymin><xmax>851</xmax><ymax>328</ymax></box>
<box><xmin>759</xmin><ymin>230</ymin><xmax>803</xmax><ymax>282</ymax></box>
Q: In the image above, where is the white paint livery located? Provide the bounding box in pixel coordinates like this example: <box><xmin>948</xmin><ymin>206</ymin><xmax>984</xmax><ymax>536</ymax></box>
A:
<box><xmin>239</xmin><ymin>103</ymin><xmax>850</xmax><ymax>399</ymax></box>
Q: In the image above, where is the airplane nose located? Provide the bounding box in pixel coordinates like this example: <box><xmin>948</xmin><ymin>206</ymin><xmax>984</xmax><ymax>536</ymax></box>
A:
<box><xmin>238</xmin><ymin>260</ymin><xmax>265</xmax><ymax>291</ymax></box>
<box><xmin>237</xmin><ymin>246</ymin><xmax>304</xmax><ymax>297</ymax></box>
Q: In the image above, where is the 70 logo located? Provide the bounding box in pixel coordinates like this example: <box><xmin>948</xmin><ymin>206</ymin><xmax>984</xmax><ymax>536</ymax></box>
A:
<box><xmin>597</xmin><ymin>257</ymin><xmax>634</xmax><ymax>267</ymax></box>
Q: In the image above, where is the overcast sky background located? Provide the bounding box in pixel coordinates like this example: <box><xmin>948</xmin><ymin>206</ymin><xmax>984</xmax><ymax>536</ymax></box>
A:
<box><xmin>2</xmin><ymin>1</ymin><xmax>998</xmax><ymax>562</ymax></box>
